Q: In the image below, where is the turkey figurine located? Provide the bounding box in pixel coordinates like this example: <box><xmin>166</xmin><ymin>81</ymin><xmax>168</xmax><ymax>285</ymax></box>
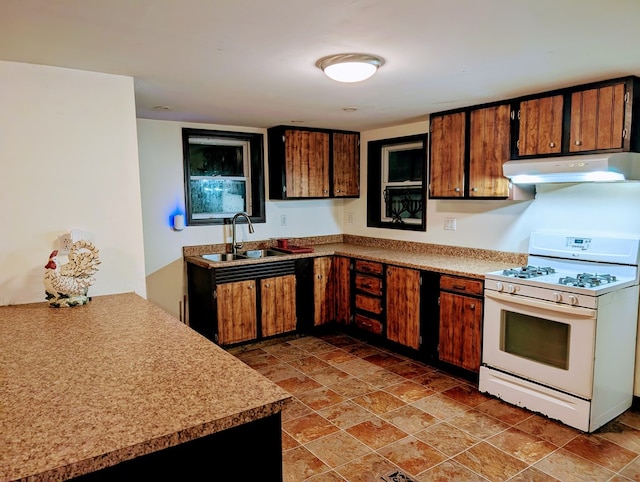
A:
<box><xmin>43</xmin><ymin>240</ymin><xmax>101</xmax><ymax>307</ymax></box>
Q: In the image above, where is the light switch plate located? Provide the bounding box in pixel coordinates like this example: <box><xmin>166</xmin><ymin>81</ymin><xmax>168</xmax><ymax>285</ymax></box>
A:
<box><xmin>444</xmin><ymin>218</ymin><xmax>457</xmax><ymax>231</ymax></box>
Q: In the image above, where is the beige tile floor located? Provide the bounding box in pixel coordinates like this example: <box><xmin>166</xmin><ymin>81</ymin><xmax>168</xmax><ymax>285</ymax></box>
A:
<box><xmin>229</xmin><ymin>333</ymin><xmax>640</xmax><ymax>482</ymax></box>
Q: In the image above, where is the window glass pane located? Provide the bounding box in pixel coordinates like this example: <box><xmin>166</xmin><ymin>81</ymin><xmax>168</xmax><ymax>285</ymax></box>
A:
<box><xmin>388</xmin><ymin>148</ymin><xmax>423</xmax><ymax>182</ymax></box>
<box><xmin>383</xmin><ymin>187</ymin><xmax>423</xmax><ymax>224</ymax></box>
<box><xmin>188</xmin><ymin>141</ymin><xmax>246</xmax><ymax>177</ymax></box>
<box><xmin>189</xmin><ymin>179</ymin><xmax>247</xmax><ymax>218</ymax></box>
<box><xmin>502</xmin><ymin>311</ymin><xmax>569</xmax><ymax>369</ymax></box>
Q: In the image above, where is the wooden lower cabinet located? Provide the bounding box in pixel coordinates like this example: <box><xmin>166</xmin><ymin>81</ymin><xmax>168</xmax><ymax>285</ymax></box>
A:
<box><xmin>386</xmin><ymin>266</ymin><xmax>421</xmax><ymax>350</ymax></box>
<box><xmin>313</xmin><ymin>256</ymin><xmax>352</xmax><ymax>326</ymax></box>
<box><xmin>438</xmin><ymin>275</ymin><xmax>484</xmax><ymax>373</ymax></box>
<box><xmin>216</xmin><ymin>280</ymin><xmax>257</xmax><ymax>345</ymax></box>
<box><xmin>261</xmin><ymin>274</ymin><xmax>297</xmax><ymax>337</ymax></box>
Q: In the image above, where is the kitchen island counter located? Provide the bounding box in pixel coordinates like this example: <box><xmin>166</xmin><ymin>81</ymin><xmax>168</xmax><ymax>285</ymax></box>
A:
<box><xmin>0</xmin><ymin>292</ymin><xmax>291</xmax><ymax>481</ymax></box>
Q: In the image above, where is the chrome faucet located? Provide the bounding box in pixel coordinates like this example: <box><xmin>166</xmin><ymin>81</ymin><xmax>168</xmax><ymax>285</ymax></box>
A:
<box><xmin>231</xmin><ymin>212</ymin><xmax>255</xmax><ymax>254</ymax></box>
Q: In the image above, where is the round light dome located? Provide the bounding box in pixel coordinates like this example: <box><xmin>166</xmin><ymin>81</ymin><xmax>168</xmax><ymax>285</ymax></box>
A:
<box><xmin>316</xmin><ymin>54</ymin><xmax>385</xmax><ymax>83</ymax></box>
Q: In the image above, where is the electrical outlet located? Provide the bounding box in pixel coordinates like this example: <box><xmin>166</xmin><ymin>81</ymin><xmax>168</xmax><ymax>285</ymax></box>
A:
<box><xmin>444</xmin><ymin>218</ymin><xmax>457</xmax><ymax>231</ymax></box>
<box><xmin>280</xmin><ymin>215</ymin><xmax>287</xmax><ymax>227</ymax></box>
<box><xmin>347</xmin><ymin>212</ymin><xmax>355</xmax><ymax>224</ymax></box>
<box><xmin>59</xmin><ymin>233</ymin><xmax>73</xmax><ymax>254</ymax></box>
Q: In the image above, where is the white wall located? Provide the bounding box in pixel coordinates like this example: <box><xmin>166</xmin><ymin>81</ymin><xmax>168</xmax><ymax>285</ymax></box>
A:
<box><xmin>0</xmin><ymin>61</ymin><xmax>146</xmax><ymax>305</ymax></box>
<box><xmin>136</xmin><ymin>118</ymin><xmax>344</xmax><ymax>317</ymax></box>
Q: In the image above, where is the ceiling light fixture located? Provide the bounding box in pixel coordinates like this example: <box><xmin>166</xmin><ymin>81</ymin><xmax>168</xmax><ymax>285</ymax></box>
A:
<box><xmin>316</xmin><ymin>53</ymin><xmax>385</xmax><ymax>83</ymax></box>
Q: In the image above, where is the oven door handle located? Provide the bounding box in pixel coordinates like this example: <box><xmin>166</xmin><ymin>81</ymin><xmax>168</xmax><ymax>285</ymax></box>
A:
<box><xmin>484</xmin><ymin>290</ymin><xmax>596</xmax><ymax>319</ymax></box>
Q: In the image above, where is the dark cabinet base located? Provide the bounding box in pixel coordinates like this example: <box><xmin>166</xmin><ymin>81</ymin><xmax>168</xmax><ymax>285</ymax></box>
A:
<box><xmin>71</xmin><ymin>413</ymin><xmax>283</xmax><ymax>481</ymax></box>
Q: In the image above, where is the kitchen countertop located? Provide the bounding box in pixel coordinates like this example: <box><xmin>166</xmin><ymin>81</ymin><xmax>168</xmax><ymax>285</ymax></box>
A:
<box><xmin>0</xmin><ymin>293</ymin><xmax>291</xmax><ymax>481</ymax></box>
<box><xmin>185</xmin><ymin>239</ymin><xmax>527</xmax><ymax>279</ymax></box>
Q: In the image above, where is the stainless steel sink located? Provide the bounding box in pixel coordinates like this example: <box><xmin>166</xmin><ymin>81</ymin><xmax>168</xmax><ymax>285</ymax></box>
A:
<box><xmin>200</xmin><ymin>253</ymin><xmax>247</xmax><ymax>262</ymax></box>
<box><xmin>238</xmin><ymin>249</ymin><xmax>286</xmax><ymax>258</ymax></box>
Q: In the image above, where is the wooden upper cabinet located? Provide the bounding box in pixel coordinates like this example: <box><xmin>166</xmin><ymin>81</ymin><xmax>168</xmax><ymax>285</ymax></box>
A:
<box><xmin>386</xmin><ymin>266</ymin><xmax>421</xmax><ymax>350</ymax></box>
<box><xmin>517</xmin><ymin>94</ymin><xmax>564</xmax><ymax>156</ymax></box>
<box><xmin>268</xmin><ymin>126</ymin><xmax>360</xmax><ymax>200</ymax></box>
<box><xmin>284</xmin><ymin>129</ymin><xmax>330</xmax><ymax>198</ymax></box>
<box><xmin>469</xmin><ymin>104</ymin><xmax>511</xmax><ymax>197</ymax></box>
<box><xmin>332</xmin><ymin>132</ymin><xmax>360</xmax><ymax>197</ymax></box>
<box><xmin>429</xmin><ymin>112</ymin><xmax>466</xmax><ymax>198</ymax></box>
<box><xmin>570</xmin><ymin>82</ymin><xmax>626</xmax><ymax>152</ymax></box>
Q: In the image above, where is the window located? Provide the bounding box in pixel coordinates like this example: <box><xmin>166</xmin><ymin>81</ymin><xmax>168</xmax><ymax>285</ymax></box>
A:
<box><xmin>182</xmin><ymin>129</ymin><xmax>265</xmax><ymax>225</ymax></box>
<box><xmin>367</xmin><ymin>134</ymin><xmax>427</xmax><ymax>231</ymax></box>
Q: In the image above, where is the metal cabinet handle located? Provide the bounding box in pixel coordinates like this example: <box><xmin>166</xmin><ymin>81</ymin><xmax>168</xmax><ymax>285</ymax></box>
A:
<box><xmin>549</xmin><ymin>142</ymin><xmax>555</xmax><ymax>148</ymax></box>
<box><xmin>469</xmin><ymin>303</ymin><xmax>476</xmax><ymax>310</ymax></box>
<box><xmin>454</xmin><ymin>187</ymin><xmax>461</xmax><ymax>192</ymax></box>
<box><xmin>575</xmin><ymin>140</ymin><xmax>582</xmax><ymax>146</ymax></box>
<box><xmin>471</xmin><ymin>187</ymin><xmax>478</xmax><ymax>192</ymax></box>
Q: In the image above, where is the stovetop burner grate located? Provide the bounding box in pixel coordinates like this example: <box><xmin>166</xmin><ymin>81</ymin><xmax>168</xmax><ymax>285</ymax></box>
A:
<box><xmin>558</xmin><ymin>273</ymin><xmax>617</xmax><ymax>288</ymax></box>
<box><xmin>502</xmin><ymin>265</ymin><xmax>556</xmax><ymax>278</ymax></box>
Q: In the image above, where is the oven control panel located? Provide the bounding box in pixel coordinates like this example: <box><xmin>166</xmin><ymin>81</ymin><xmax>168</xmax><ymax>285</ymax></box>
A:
<box><xmin>566</xmin><ymin>237</ymin><xmax>592</xmax><ymax>251</ymax></box>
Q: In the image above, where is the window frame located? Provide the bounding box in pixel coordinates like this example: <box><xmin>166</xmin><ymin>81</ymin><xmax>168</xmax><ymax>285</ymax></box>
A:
<box><xmin>366</xmin><ymin>133</ymin><xmax>428</xmax><ymax>231</ymax></box>
<box><xmin>182</xmin><ymin>128</ymin><xmax>265</xmax><ymax>226</ymax></box>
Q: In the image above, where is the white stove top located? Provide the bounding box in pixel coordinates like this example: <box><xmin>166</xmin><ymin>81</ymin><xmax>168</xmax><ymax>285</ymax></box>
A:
<box><xmin>485</xmin><ymin>233</ymin><xmax>640</xmax><ymax>299</ymax></box>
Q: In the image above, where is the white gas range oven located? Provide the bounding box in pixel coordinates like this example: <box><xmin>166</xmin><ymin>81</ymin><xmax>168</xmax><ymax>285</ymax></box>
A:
<box><xmin>479</xmin><ymin>232</ymin><xmax>640</xmax><ymax>432</ymax></box>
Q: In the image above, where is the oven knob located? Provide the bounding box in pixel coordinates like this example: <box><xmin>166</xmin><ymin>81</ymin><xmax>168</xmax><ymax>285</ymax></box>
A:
<box><xmin>507</xmin><ymin>284</ymin><xmax>518</xmax><ymax>294</ymax></box>
<box><xmin>568</xmin><ymin>295</ymin><xmax>578</xmax><ymax>305</ymax></box>
<box><xmin>495</xmin><ymin>282</ymin><xmax>504</xmax><ymax>292</ymax></box>
<box><xmin>553</xmin><ymin>292</ymin><xmax>562</xmax><ymax>302</ymax></box>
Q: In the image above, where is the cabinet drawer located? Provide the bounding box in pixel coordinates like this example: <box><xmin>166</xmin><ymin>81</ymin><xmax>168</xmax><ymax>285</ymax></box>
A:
<box><xmin>354</xmin><ymin>260</ymin><xmax>383</xmax><ymax>275</ymax></box>
<box><xmin>355</xmin><ymin>274</ymin><xmax>383</xmax><ymax>296</ymax></box>
<box><xmin>354</xmin><ymin>314</ymin><xmax>383</xmax><ymax>335</ymax></box>
<box><xmin>355</xmin><ymin>293</ymin><xmax>383</xmax><ymax>314</ymax></box>
<box><xmin>440</xmin><ymin>275</ymin><xmax>483</xmax><ymax>296</ymax></box>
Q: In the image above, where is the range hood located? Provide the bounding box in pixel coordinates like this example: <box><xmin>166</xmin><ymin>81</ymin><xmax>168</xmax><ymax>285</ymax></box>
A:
<box><xmin>503</xmin><ymin>152</ymin><xmax>640</xmax><ymax>184</ymax></box>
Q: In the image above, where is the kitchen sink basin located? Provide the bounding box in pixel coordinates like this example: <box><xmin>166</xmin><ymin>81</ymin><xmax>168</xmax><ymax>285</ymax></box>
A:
<box><xmin>238</xmin><ymin>249</ymin><xmax>286</xmax><ymax>258</ymax></box>
<box><xmin>200</xmin><ymin>253</ymin><xmax>247</xmax><ymax>262</ymax></box>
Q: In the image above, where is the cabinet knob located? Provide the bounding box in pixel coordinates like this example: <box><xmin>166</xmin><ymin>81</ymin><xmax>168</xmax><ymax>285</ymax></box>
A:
<box><xmin>324</xmin><ymin>189</ymin><xmax>329</xmax><ymax>193</ymax></box>
<box><xmin>575</xmin><ymin>140</ymin><xmax>582</xmax><ymax>146</ymax></box>
<box><xmin>549</xmin><ymin>142</ymin><xmax>555</xmax><ymax>148</ymax></box>
<box><xmin>469</xmin><ymin>303</ymin><xmax>475</xmax><ymax>310</ymax></box>
<box><xmin>317</xmin><ymin>274</ymin><xmax>323</xmax><ymax>279</ymax></box>
<box><xmin>265</xmin><ymin>283</ymin><xmax>270</xmax><ymax>288</ymax></box>
<box><xmin>248</xmin><ymin>285</ymin><xmax>253</xmax><ymax>290</ymax></box>
<box><xmin>454</xmin><ymin>187</ymin><xmax>461</xmax><ymax>192</ymax></box>
<box><xmin>336</xmin><ymin>189</ymin><xmax>341</xmax><ymax>193</ymax></box>
<box><xmin>471</xmin><ymin>187</ymin><xmax>478</xmax><ymax>192</ymax></box>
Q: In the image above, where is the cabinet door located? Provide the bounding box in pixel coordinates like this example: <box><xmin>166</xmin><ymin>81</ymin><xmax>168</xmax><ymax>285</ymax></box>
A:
<box><xmin>469</xmin><ymin>104</ymin><xmax>511</xmax><ymax>197</ymax></box>
<box><xmin>429</xmin><ymin>112</ymin><xmax>466</xmax><ymax>198</ymax></box>
<box><xmin>333</xmin><ymin>132</ymin><xmax>360</xmax><ymax>197</ymax></box>
<box><xmin>570</xmin><ymin>82</ymin><xmax>626</xmax><ymax>152</ymax></box>
<box><xmin>438</xmin><ymin>292</ymin><xmax>483</xmax><ymax>372</ymax></box>
<box><xmin>216</xmin><ymin>280</ymin><xmax>257</xmax><ymax>345</ymax></box>
<box><xmin>518</xmin><ymin>95</ymin><xmax>564</xmax><ymax>156</ymax></box>
<box><xmin>386</xmin><ymin>266</ymin><xmax>421</xmax><ymax>350</ymax></box>
<box><xmin>334</xmin><ymin>257</ymin><xmax>351</xmax><ymax>325</ymax></box>
<box><xmin>285</xmin><ymin>130</ymin><xmax>330</xmax><ymax>197</ymax></box>
<box><xmin>313</xmin><ymin>257</ymin><xmax>335</xmax><ymax>326</ymax></box>
<box><xmin>261</xmin><ymin>275</ymin><xmax>297</xmax><ymax>337</ymax></box>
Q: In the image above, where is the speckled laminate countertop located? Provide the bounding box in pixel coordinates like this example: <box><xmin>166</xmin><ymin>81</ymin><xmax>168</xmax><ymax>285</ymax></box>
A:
<box><xmin>0</xmin><ymin>293</ymin><xmax>291</xmax><ymax>481</ymax></box>
<box><xmin>185</xmin><ymin>237</ymin><xmax>528</xmax><ymax>279</ymax></box>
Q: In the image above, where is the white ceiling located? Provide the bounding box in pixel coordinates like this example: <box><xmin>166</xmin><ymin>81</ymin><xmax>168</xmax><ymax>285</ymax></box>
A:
<box><xmin>2</xmin><ymin>0</ymin><xmax>640</xmax><ymax>131</ymax></box>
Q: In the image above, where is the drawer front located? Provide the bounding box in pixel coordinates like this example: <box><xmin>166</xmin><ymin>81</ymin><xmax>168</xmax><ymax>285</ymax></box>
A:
<box><xmin>355</xmin><ymin>293</ymin><xmax>383</xmax><ymax>314</ymax></box>
<box><xmin>354</xmin><ymin>314</ymin><xmax>383</xmax><ymax>335</ymax></box>
<box><xmin>440</xmin><ymin>275</ymin><xmax>483</xmax><ymax>296</ymax></box>
<box><xmin>354</xmin><ymin>260</ymin><xmax>383</xmax><ymax>275</ymax></box>
<box><xmin>355</xmin><ymin>274</ymin><xmax>383</xmax><ymax>296</ymax></box>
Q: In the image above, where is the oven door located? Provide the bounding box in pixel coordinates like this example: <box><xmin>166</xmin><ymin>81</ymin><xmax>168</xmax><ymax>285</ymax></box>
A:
<box><xmin>482</xmin><ymin>290</ymin><xmax>596</xmax><ymax>399</ymax></box>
